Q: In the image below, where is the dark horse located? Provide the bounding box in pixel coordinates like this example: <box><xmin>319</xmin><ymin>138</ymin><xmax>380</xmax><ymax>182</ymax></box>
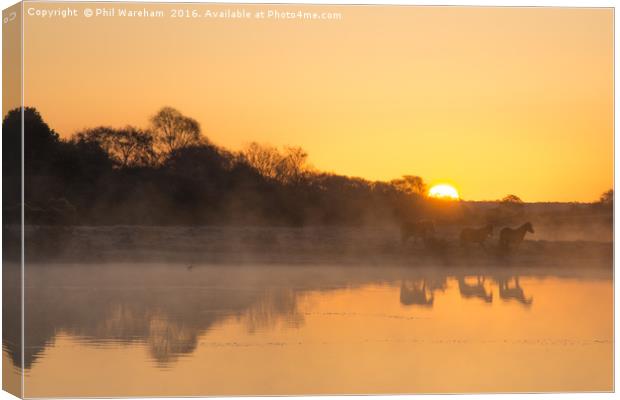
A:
<box><xmin>499</xmin><ymin>222</ymin><xmax>534</xmax><ymax>251</ymax></box>
<box><xmin>460</xmin><ymin>224</ymin><xmax>493</xmax><ymax>248</ymax></box>
<box><xmin>400</xmin><ymin>220</ymin><xmax>435</xmax><ymax>244</ymax></box>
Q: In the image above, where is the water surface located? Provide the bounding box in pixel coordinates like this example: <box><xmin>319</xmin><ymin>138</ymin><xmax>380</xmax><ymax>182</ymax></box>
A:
<box><xmin>6</xmin><ymin>263</ymin><xmax>612</xmax><ymax>397</ymax></box>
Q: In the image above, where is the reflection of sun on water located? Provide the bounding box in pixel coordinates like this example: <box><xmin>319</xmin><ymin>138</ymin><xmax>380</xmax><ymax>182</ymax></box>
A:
<box><xmin>428</xmin><ymin>184</ymin><xmax>460</xmax><ymax>200</ymax></box>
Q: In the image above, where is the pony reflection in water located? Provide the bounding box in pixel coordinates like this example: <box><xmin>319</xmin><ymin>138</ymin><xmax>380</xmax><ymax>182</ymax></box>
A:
<box><xmin>457</xmin><ymin>276</ymin><xmax>493</xmax><ymax>303</ymax></box>
<box><xmin>497</xmin><ymin>276</ymin><xmax>533</xmax><ymax>306</ymax></box>
<box><xmin>399</xmin><ymin>278</ymin><xmax>446</xmax><ymax>307</ymax></box>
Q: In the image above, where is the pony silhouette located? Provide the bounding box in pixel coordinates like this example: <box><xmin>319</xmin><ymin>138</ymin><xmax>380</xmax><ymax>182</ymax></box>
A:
<box><xmin>499</xmin><ymin>222</ymin><xmax>534</xmax><ymax>250</ymax></box>
<box><xmin>460</xmin><ymin>224</ymin><xmax>493</xmax><ymax>248</ymax></box>
<box><xmin>400</xmin><ymin>220</ymin><xmax>435</xmax><ymax>244</ymax></box>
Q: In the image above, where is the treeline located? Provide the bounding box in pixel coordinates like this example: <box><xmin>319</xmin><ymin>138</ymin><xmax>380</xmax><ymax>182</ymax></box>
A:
<box><xmin>3</xmin><ymin>107</ymin><xmax>612</xmax><ymax>227</ymax></box>
<box><xmin>3</xmin><ymin>106</ymin><xmax>450</xmax><ymax>226</ymax></box>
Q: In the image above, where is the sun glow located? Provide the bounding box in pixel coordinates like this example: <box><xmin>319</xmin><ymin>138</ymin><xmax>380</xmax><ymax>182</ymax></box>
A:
<box><xmin>428</xmin><ymin>184</ymin><xmax>460</xmax><ymax>200</ymax></box>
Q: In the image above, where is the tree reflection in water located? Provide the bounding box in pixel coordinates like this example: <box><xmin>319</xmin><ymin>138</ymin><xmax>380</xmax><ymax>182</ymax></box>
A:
<box><xmin>3</xmin><ymin>263</ymin><xmax>607</xmax><ymax>370</ymax></box>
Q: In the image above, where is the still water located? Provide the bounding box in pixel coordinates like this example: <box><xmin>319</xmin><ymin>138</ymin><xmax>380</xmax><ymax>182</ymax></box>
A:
<box><xmin>6</xmin><ymin>263</ymin><xmax>613</xmax><ymax>396</ymax></box>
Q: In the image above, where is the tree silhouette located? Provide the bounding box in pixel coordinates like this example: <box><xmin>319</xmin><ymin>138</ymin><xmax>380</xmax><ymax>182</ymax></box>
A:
<box><xmin>276</xmin><ymin>146</ymin><xmax>309</xmax><ymax>185</ymax></box>
<box><xmin>75</xmin><ymin>126</ymin><xmax>156</xmax><ymax>168</ymax></box>
<box><xmin>483</xmin><ymin>194</ymin><xmax>526</xmax><ymax>225</ymax></box>
<box><xmin>501</xmin><ymin>194</ymin><xmax>524</xmax><ymax>205</ymax></box>
<box><xmin>164</xmin><ymin>144</ymin><xmax>233</xmax><ymax>177</ymax></box>
<box><xmin>150</xmin><ymin>107</ymin><xmax>201</xmax><ymax>156</ymax></box>
<box><xmin>243</xmin><ymin>142</ymin><xmax>282</xmax><ymax>180</ymax></box>
<box><xmin>390</xmin><ymin>175</ymin><xmax>426</xmax><ymax>196</ymax></box>
<box><xmin>599</xmin><ymin>189</ymin><xmax>613</xmax><ymax>205</ymax></box>
<box><xmin>242</xmin><ymin>143</ymin><xmax>310</xmax><ymax>184</ymax></box>
<box><xmin>10</xmin><ymin>105</ymin><xmax>608</xmax><ymax>228</ymax></box>
<box><xmin>3</xmin><ymin>107</ymin><xmax>60</xmax><ymax>175</ymax></box>
<box><xmin>500</xmin><ymin>194</ymin><xmax>525</xmax><ymax>212</ymax></box>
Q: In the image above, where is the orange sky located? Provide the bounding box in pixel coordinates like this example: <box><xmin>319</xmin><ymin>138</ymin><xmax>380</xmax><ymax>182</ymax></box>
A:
<box><xmin>19</xmin><ymin>4</ymin><xmax>613</xmax><ymax>202</ymax></box>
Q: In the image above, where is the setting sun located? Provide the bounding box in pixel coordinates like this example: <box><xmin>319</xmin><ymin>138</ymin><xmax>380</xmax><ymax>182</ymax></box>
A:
<box><xmin>428</xmin><ymin>184</ymin><xmax>460</xmax><ymax>200</ymax></box>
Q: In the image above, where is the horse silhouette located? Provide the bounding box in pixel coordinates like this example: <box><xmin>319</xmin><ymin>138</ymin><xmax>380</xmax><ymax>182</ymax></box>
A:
<box><xmin>460</xmin><ymin>224</ymin><xmax>493</xmax><ymax>248</ymax></box>
<box><xmin>400</xmin><ymin>220</ymin><xmax>435</xmax><ymax>244</ymax></box>
<box><xmin>499</xmin><ymin>222</ymin><xmax>534</xmax><ymax>250</ymax></box>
